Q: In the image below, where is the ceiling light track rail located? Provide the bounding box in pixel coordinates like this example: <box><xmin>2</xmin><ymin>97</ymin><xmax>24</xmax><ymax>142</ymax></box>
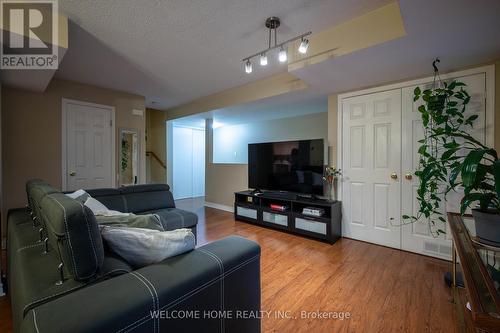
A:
<box><xmin>242</xmin><ymin>31</ymin><xmax>312</xmax><ymax>62</ymax></box>
<box><xmin>243</xmin><ymin>16</ymin><xmax>311</xmax><ymax>74</ymax></box>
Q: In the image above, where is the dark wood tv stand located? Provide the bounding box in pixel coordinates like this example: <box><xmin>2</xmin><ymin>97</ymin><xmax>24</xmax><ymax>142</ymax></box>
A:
<box><xmin>234</xmin><ymin>191</ymin><xmax>342</xmax><ymax>244</ymax></box>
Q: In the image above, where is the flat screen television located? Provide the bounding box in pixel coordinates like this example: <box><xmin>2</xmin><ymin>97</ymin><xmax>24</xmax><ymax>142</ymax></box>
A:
<box><xmin>248</xmin><ymin>139</ymin><xmax>324</xmax><ymax>195</ymax></box>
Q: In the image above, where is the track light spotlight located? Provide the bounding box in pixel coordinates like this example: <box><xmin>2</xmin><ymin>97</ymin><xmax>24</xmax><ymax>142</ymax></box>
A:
<box><xmin>260</xmin><ymin>53</ymin><xmax>268</xmax><ymax>66</ymax></box>
<box><xmin>278</xmin><ymin>47</ymin><xmax>287</xmax><ymax>62</ymax></box>
<box><xmin>245</xmin><ymin>60</ymin><xmax>252</xmax><ymax>73</ymax></box>
<box><xmin>298</xmin><ymin>38</ymin><xmax>309</xmax><ymax>54</ymax></box>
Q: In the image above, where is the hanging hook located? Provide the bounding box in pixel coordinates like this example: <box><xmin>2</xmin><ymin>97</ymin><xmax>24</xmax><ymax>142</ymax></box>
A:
<box><xmin>432</xmin><ymin>58</ymin><xmax>440</xmax><ymax>73</ymax></box>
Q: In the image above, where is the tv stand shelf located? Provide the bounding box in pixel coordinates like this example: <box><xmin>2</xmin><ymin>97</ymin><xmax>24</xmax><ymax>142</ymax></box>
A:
<box><xmin>234</xmin><ymin>191</ymin><xmax>342</xmax><ymax>244</ymax></box>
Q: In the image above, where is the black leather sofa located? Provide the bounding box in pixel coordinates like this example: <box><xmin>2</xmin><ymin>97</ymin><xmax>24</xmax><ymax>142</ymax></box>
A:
<box><xmin>7</xmin><ymin>180</ymin><xmax>261</xmax><ymax>333</ymax></box>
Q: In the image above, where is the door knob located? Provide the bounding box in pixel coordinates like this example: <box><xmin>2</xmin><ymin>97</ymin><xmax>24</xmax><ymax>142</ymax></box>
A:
<box><xmin>390</xmin><ymin>173</ymin><xmax>398</xmax><ymax>180</ymax></box>
<box><xmin>405</xmin><ymin>173</ymin><xmax>413</xmax><ymax>180</ymax></box>
<box><xmin>69</xmin><ymin>171</ymin><xmax>76</xmax><ymax>176</ymax></box>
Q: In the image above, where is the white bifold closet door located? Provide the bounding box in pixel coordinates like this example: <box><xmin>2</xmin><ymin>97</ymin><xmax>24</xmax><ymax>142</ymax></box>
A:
<box><xmin>342</xmin><ymin>89</ymin><xmax>402</xmax><ymax>248</ymax></box>
<box><xmin>342</xmin><ymin>73</ymin><xmax>486</xmax><ymax>259</ymax></box>
<box><xmin>172</xmin><ymin>126</ymin><xmax>205</xmax><ymax>200</ymax></box>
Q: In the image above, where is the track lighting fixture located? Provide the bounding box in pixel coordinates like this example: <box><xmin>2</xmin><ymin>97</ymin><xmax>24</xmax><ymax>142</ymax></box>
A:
<box><xmin>242</xmin><ymin>17</ymin><xmax>311</xmax><ymax>74</ymax></box>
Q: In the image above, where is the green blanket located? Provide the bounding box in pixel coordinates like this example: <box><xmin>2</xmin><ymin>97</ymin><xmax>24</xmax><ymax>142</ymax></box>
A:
<box><xmin>95</xmin><ymin>214</ymin><xmax>164</xmax><ymax>231</ymax></box>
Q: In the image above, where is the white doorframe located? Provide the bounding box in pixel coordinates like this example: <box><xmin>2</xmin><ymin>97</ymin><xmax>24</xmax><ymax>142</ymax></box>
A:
<box><xmin>61</xmin><ymin>98</ymin><xmax>116</xmax><ymax>191</ymax></box>
<box><xmin>337</xmin><ymin>65</ymin><xmax>495</xmax><ymax>204</ymax></box>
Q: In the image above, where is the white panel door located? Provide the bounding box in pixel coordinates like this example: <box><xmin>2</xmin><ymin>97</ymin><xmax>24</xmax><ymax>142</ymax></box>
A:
<box><xmin>342</xmin><ymin>89</ymin><xmax>402</xmax><ymax>249</ymax></box>
<box><xmin>401</xmin><ymin>73</ymin><xmax>486</xmax><ymax>259</ymax></box>
<box><xmin>65</xmin><ymin>101</ymin><xmax>113</xmax><ymax>191</ymax></box>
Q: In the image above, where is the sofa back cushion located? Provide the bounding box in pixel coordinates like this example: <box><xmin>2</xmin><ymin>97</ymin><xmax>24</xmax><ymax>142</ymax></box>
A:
<box><xmin>28</xmin><ymin>180</ymin><xmax>59</xmax><ymax>227</ymax></box>
<box><xmin>120</xmin><ymin>184</ymin><xmax>175</xmax><ymax>213</ymax></box>
<box><xmin>85</xmin><ymin>188</ymin><xmax>125</xmax><ymax>212</ymax></box>
<box><xmin>26</xmin><ymin>178</ymin><xmax>46</xmax><ymax>208</ymax></box>
<box><xmin>40</xmin><ymin>193</ymin><xmax>104</xmax><ymax>281</ymax></box>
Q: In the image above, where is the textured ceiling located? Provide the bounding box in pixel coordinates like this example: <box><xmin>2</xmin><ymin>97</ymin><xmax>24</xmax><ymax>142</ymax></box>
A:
<box><xmin>291</xmin><ymin>0</ymin><xmax>500</xmax><ymax>94</ymax></box>
<box><xmin>55</xmin><ymin>0</ymin><xmax>392</xmax><ymax>109</ymax></box>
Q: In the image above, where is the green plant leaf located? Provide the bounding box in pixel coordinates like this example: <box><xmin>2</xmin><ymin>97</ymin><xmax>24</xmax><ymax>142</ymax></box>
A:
<box><xmin>461</xmin><ymin>149</ymin><xmax>487</xmax><ymax>187</ymax></box>
<box><xmin>493</xmin><ymin>159</ymin><xmax>500</xmax><ymax>203</ymax></box>
<box><xmin>413</xmin><ymin>87</ymin><xmax>421</xmax><ymax>101</ymax></box>
<box><xmin>422</xmin><ymin>112</ymin><xmax>430</xmax><ymax>127</ymax></box>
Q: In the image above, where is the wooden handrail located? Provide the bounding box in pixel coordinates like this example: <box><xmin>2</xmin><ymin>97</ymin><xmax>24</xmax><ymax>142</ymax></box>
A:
<box><xmin>146</xmin><ymin>151</ymin><xmax>166</xmax><ymax>170</ymax></box>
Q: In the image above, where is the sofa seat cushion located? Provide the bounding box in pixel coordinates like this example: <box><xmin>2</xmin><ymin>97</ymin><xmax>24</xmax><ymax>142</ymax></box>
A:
<box><xmin>141</xmin><ymin>208</ymin><xmax>198</xmax><ymax>230</ymax></box>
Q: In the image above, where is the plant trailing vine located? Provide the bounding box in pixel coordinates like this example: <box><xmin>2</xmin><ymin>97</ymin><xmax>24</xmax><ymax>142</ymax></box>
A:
<box><xmin>403</xmin><ymin>59</ymin><xmax>500</xmax><ymax>235</ymax></box>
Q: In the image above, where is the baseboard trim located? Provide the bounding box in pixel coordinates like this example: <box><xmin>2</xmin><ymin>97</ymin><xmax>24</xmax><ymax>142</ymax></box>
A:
<box><xmin>204</xmin><ymin>201</ymin><xmax>233</xmax><ymax>213</ymax></box>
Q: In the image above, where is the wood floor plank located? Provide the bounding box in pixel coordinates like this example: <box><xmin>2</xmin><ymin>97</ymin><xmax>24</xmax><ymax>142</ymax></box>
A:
<box><xmin>0</xmin><ymin>198</ymin><xmax>459</xmax><ymax>332</ymax></box>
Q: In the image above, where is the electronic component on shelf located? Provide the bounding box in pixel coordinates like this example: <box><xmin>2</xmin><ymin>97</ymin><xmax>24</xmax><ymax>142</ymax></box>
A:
<box><xmin>270</xmin><ymin>204</ymin><xmax>289</xmax><ymax>212</ymax></box>
<box><xmin>302</xmin><ymin>207</ymin><xmax>325</xmax><ymax>217</ymax></box>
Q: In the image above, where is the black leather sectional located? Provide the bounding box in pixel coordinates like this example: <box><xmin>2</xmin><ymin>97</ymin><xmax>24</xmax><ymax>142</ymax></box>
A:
<box><xmin>7</xmin><ymin>180</ymin><xmax>261</xmax><ymax>332</ymax></box>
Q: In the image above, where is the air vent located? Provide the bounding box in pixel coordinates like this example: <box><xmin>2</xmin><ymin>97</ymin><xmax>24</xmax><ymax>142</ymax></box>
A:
<box><xmin>424</xmin><ymin>241</ymin><xmax>439</xmax><ymax>253</ymax></box>
<box><xmin>439</xmin><ymin>244</ymin><xmax>452</xmax><ymax>256</ymax></box>
<box><xmin>423</xmin><ymin>241</ymin><xmax>452</xmax><ymax>258</ymax></box>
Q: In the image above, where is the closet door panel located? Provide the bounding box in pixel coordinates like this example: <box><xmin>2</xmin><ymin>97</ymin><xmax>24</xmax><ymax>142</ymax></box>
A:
<box><xmin>342</xmin><ymin>89</ymin><xmax>402</xmax><ymax>249</ymax></box>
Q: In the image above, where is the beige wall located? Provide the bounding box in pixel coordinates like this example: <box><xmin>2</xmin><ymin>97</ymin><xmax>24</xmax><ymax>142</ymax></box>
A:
<box><xmin>146</xmin><ymin>108</ymin><xmax>167</xmax><ymax>183</ymax></box>
<box><xmin>205</xmin><ymin>118</ymin><xmax>248</xmax><ymax>207</ymax></box>
<box><xmin>1</xmin><ymin>78</ymin><xmax>146</xmax><ymax>239</ymax></box>
<box><xmin>205</xmin><ymin>113</ymin><xmax>328</xmax><ymax>207</ymax></box>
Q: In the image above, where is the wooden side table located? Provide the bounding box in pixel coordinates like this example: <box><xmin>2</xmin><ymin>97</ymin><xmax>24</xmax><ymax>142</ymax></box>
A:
<box><xmin>448</xmin><ymin>212</ymin><xmax>500</xmax><ymax>332</ymax></box>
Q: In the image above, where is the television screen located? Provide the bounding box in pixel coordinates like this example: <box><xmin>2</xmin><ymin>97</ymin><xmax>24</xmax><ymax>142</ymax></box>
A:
<box><xmin>248</xmin><ymin>139</ymin><xmax>324</xmax><ymax>195</ymax></box>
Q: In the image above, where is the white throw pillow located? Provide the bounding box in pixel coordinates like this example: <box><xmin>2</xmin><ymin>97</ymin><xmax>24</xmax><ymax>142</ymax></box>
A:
<box><xmin>84</xmin><ymin>197</ymin><xmax>130</xmax><ymax>217</ymax></box>
<box><xmin>84</xmin><ymin>197</ymin><xmax>109</xmax><ymax>214</ymax></box>
<box><xmin>66</xmin><ymin>189</ymin><xmax>88</xmax><ymax>199</ymax></box>
<box><xmin>100</xmin><ymin>227</ymin><xmax>195</xmax><ymax>267</ymax></box>
<box><xmin>66</xmin><ymin>189</ymin><xmax>90</xmax><ymax>202</ymax></box>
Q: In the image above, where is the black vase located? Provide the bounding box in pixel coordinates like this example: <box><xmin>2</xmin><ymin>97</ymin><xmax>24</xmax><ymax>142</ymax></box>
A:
<box><xmin>471</xmin><ymin>209</ymin><xmax>500</xmax><ymax>246</ymax></box>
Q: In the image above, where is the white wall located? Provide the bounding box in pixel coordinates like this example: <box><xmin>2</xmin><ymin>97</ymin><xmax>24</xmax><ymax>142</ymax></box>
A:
<box><xmin>213</xmin><ymin>112</ymin><xmax>328</xmax><ymax>164</ymax></box>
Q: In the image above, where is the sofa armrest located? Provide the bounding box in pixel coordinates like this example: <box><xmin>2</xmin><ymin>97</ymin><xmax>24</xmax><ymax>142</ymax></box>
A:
<box><xmin>21</xmin><ymin>236</ymin><xmax>261</xmax><ymax>333</ymax></box>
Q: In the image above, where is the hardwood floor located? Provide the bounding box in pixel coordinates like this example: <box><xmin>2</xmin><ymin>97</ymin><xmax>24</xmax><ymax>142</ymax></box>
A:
<box><xmin>0</xmin><ymin>198</ymin><xmax>459</xmax><ymax>332</ymax></box>
<box><xmin>178</xmin><ymin>197</ymin><xmax>459</xmax><ymax>333</ymax></box>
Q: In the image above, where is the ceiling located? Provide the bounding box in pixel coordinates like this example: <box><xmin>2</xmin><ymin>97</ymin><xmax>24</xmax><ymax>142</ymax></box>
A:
<box><xmin>172</xmin><ymin>90</ymin><xmax>327</xmax><ymax>128</ymax></box>
<box><xmin>55</xmin><ymin>0</ymin><xmax>392</xmax><ymax>109</ymax></box>
<box><xmin>292</xmin><ymin>0</ymin><xmax>500</xmax><ymax>94</ymax></box>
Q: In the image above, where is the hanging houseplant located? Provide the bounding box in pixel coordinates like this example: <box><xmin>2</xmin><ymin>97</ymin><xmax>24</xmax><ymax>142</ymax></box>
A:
<box><xmin>405</xmin><ymin>62</ymin><xmax>500</xmax><ymax>245</ymax></box>
<box><xmin>403</xmin><ymin>64</ymin><xmax>500</xmax><ymax>245</ymax></box>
